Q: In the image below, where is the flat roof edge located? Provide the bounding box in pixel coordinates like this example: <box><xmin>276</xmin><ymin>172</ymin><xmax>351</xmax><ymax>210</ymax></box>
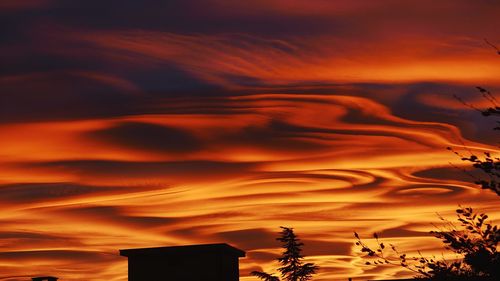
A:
<box><xmin>120</xmin><ymin>243</ymin><xmax>245</xmax><ymax>258</ymax></box>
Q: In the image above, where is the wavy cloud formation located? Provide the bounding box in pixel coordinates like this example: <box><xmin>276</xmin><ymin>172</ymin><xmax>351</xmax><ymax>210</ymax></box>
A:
<box><xmin>1</xmin><ymin>93</ymin><xmax>499</xmax><ymax>281</ymax></box>
<box><xmin>1</xmin><ymin>1</ymin><xmax>500</xmax><ymax>281</ymax></box>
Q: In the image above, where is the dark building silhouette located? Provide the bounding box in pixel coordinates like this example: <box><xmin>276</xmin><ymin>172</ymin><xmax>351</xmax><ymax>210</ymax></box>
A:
<box><xmin>120</xmin><ymin>243</ymin><xmax>245</xmax><ymax>281</ymax></box>
<box><xmin>32</xmin><ymin>277</ymin><xmax>58</xmax><ymax>281</ymax></box>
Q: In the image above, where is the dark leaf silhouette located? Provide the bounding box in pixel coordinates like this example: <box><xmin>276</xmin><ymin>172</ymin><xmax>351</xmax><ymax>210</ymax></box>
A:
<box><xmin>354</xmin><ymin>206</ymin><xmax>500</xmax><ymax>280</ymax></box>
<box><xmin>450</xmin><ymin>42</ymin><xmax>500</xmax><ymax>196</ymax></box>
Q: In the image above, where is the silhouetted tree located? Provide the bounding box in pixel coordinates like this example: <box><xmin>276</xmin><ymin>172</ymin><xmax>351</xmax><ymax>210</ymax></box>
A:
<box><xmin>450</xmin><ymin>85</ymin><xmax>500</xmax><ymax>196</ymax></box>
<box><xmin>449</xmin><ymin>39</ymin><xmax>500</xmax><ymax>196</ymax></box>
<box><xmin>354</xmin><ymin>206</ymin><xmax>499</xmax><ymax>280</ymax></box>
<box><xmin>252</xmin><ymin>227</ymin><xmax>319</xmax><ymax>281</ymax></box>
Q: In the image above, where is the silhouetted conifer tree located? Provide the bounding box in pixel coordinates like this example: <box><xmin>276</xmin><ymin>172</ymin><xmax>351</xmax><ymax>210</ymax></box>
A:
<box><xmin>252</xmin><ymin>227</ymin><xmax>318</xmax><ymax>281</ymax></box>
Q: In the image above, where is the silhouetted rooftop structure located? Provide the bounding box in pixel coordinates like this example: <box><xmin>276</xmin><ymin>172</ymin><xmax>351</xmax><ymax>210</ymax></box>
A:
<box><xmin>32</xmin><ymin>277</ymin><xmax>58</xmax><ymax>281</ymax></box>
<box><xmin>120</xmin><ymin>243</ymin><xmax>245</xmax><ymax>281</ymax></box>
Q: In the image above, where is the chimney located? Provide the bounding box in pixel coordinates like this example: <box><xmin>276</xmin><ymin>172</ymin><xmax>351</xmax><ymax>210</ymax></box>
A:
<box><xmin>120</xmin><ymin>243</ymin><xmax>245</xmax><ymax>281</ymax></box>
<box><xmin>32</xmin><ymin>277</ymin><xmax>58</xmax><ymax>281</ymax></box>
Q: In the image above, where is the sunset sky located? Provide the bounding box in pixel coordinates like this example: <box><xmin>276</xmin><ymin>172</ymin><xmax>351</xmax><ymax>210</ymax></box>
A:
<box><xmin>1</xmin><ymin>1</ymin><xmax>500</xmax><ymax>280</ymax></box>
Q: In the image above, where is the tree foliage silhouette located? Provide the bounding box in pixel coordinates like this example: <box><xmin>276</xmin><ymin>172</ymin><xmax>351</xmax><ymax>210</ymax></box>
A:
<box><xmin>449</xmin><ymin>39</ymin><xmax>500</xmax><ymax>196</ymax></box>
<box><xmin>354</xmin><ymin>206</ymin><xmax>499</xmax><ymax>280</ymax></box>
<box><xmin>252</xmin><ymin>227</ymin><xmax>319</xmax><ymax>281</ymax></box>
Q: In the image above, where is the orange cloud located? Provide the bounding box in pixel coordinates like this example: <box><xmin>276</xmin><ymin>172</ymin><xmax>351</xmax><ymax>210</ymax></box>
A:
<box><xmin>2</xmin><ymin>2</ymin><xmax>500</xmax><ymax>280</ymax></box>
<box><xmin>80</xmin><ymin>31</ymin><xmax>500</xmax><ymax>88</ymax></box>
<box><xmin>1</xmin><ymin>93</ymin><xmax>499</xmax><ymax>281</ymax></box>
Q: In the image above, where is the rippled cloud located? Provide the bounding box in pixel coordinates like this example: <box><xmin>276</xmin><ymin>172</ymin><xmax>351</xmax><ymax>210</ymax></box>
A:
<box><xmin>2</xmin><ymin>93</ymin><xmax>499</xmax><ymax>281</ymax></box>
<box><xmin>1</xmin><ymin>1</ymin><xmax>500</xmax><ymax>281</ymax></box>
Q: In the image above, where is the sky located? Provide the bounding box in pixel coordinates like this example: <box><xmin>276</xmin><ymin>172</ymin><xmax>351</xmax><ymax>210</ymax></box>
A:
<box><xmin>1</xmin><ymin>1</ymin><xmax>500</xmax><ymax>280</ymax></box>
